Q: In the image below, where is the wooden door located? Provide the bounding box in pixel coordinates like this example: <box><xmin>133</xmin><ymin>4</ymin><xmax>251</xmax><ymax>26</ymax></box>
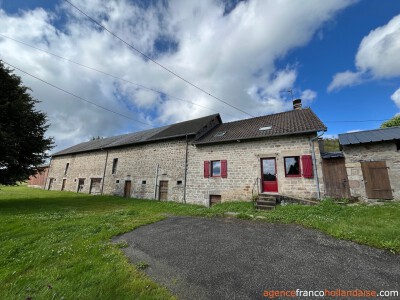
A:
<box><xmin>89</xmin><ymin>178</ymin><xmax>101</xmax><ymax>195</ymax></box>
<box><xmin>48</xmin><ymin>178</ymin><xmax>54</xmax><ymax>190</ymax></box>
<box><xmin>159</xmin><ymin>180</ymin><xmax>168</xmax><ymax>201</ymax></box>
<box><xmin>261</xmin><ymin>158</ymin><xmax>278</xmax><ymax>193</ymax></box>
<box><xmin>322</xmin><ymin>158</ymin><xmax>351</xmax><ymax>199</ymax></box>
<box><xmin>77</xmin><ymin>179</ymin><xmax>85</xmax><ymax>192</ymax></box>
<box><xmin>361</xmin><ymin>161</ymin><xmax>393</xmax><ymax>199</ymax></box>
<box><xmin>61</xmin><ymin>179</ymin><xmax>66</xmax><ymax>191</ymax></box>
<box><xmin>124</xmin><ymin>180</ymin><xmax>132</xmax><ymax>198</ymax></box>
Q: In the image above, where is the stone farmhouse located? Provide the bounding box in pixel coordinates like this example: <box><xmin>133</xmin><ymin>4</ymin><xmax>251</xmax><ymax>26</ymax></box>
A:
<box><xmin>47</xmin><ymin>101</ymin><xmax>327</xmax><ymax>206</ymax></box>
<box><xmin>337</xmin><ymin>127</ymin><xmax>400</xmax><ymax>201</ymax></box>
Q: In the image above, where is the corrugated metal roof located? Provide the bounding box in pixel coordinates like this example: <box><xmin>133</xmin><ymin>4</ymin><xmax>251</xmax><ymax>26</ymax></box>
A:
<box><xmin>52</xmin><ymin>114</ymin><xmax>220</xmax><ymax>156</ymax></box>
<box><xmin>321</xmin><ymin>151</ymin><xmax>344</xmax><ymax>159</ymax></box>
<box><xmin>194</xmin><ymin>108</ymin><xmax>326</xmax><ymax>145</ymax></box>
<box><xmin>338</xmin><ymin>126</ymin><xmax>400</xmax><ymax>146</ymax></box>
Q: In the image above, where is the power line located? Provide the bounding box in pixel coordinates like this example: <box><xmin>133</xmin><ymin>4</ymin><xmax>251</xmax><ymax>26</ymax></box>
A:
<box><xmin>1</xmin><ymin>60</ymin><xmax>153</xmax><ymax>127</ymax></box>
<box><xmin>325</xmin><ymin>119</ymin><xmax>390</xmax><ymax>123</ymax></box>
<box><xmin>0</xmin><ymin>33</ymin><xmax>240</xmax><ymax>119</ymax></box>
<box><xmin>64</xmin><ymin>0</ymin><xmax>254</xmax><ymax>118</ymax></box>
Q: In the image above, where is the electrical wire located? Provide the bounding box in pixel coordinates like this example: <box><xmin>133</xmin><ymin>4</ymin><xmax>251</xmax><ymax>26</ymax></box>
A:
<box><xmin>0</xmin><ymin>33</ymin><xmax>241</xmax><ymax>119</ymax></box>
<box><xmin>325</xmin><ymin>119</ymin><xmax>391</xmax><ymax>123</ymax></box>
<box><xmin>1</xmin><ymin>59</ymin><xmax>153</xmax><ymax>127</ymax></box>
<box><xmin>64</xmin><ymin>0</ymin><xmax>255</xmax><ymax>118</ymax></box>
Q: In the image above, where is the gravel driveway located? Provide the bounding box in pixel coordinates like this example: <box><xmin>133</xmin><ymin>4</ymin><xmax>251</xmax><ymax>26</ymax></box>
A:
<box><xmin>113</xmin><ymin>216</ymin><xmax>400</xmax><ymax>300</ymax></box>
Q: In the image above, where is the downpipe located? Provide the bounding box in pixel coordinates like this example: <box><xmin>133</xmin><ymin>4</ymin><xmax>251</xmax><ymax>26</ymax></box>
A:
<box><xmin>310</xmin><ymin>131</ymin><xmax>325</xmax><ymax>199</ymax></box>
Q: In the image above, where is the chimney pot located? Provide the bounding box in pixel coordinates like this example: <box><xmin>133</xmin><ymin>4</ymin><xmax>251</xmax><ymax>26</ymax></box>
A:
<box><xmin>293</xmin><ymin>99</ymin><xmax>302</xmax><ymax>110</ymax></box>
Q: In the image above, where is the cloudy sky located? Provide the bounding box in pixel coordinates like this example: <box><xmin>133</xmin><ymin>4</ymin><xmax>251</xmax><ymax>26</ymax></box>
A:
<box><xmin>1</xmin><ymin>0</ymin><xmax>400</xmax><ymax>151</ymax></box>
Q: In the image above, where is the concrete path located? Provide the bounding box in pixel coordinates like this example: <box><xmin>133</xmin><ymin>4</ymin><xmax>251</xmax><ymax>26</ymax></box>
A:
<box><xmin>113</xmin><ymin>217</ymin><xmax>400</xmax><ymax>300</ymax></box>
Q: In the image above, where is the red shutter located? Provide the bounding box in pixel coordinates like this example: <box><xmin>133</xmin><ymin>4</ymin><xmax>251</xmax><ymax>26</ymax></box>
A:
<box><xmin>301</xmin><ymin>155</ymin><xmax>313</xmax><ymax>178</ymax></box>
<box><xmin>221</xmin><ymin>160</ymin><xmax>227</xmax><ymax>178</ymax></box>
<box><xmin>204</xmin><ymin>161</ymin><xmax>210</xmax><ymax>178</ymax></box>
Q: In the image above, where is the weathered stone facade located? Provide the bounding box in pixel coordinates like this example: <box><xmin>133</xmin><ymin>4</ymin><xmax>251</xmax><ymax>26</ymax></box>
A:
<box><xmin>47</xmin><ymin>134</ymin><xmax>325</xmax><ymax>205</ymax></box>
<box><xmin>47</xmin><ymin>139</ymin><xmax>189</xmax><ymax>202</ymax></box>
<box><xmin>185</xmin><ymin>135</ymin><xmax>324</xmax><ymax>206</ymax></box>
<box><xmin>342</xmin><ymin>141</ymin><xmax>400</xmax><ymax>201</ymax></box>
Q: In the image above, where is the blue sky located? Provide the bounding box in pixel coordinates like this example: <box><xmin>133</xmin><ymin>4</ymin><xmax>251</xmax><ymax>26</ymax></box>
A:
<box><xmin>1</xmin><ymin>0</ymin><xmax>400</xmax><ymax>151</ymax></box>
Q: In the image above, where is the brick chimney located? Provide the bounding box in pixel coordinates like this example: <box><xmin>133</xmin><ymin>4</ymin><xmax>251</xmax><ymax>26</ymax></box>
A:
<box><xmin>293</xmin><ymin>98</ymin><xmax>302</xmax><ymax>110</ymax></box>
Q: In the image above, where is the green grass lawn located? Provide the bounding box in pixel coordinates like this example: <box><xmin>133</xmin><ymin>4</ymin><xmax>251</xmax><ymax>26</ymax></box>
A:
<box><xmin>0</xmin><ymin>186</ymin><xmax>399</xmax><ymax>299</ymax></box>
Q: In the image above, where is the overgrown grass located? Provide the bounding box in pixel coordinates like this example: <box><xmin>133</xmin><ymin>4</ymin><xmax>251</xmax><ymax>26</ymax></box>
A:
<box><xmin>0</xmin><ymin>186</ymin><xmax>399</xmax><ymax>299</ymax></box>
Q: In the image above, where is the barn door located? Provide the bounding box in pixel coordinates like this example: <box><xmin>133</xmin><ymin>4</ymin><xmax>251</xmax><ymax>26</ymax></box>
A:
<box><xmin>361</xmin><ymin>161</ymin><xmax>393</xmax><ymax>199</ymax></box>
<box><xmin>159</xmin><ymin>180</ymin><xmax>168</xmax><ymax>201</ymax></box>
<box><xmin>89</xmin><ymin>178</ymin><xmax>101</xmax><ymax>195</ymax></box>
<box><xmin>322</xmin><ymin>158</ymin><xmax>351</xmax><ymax>199</ymax></box>
<box><xmin>124</xmin><ymin>180</ymin><xmax>132</xmax><ymax>198</ymax></box>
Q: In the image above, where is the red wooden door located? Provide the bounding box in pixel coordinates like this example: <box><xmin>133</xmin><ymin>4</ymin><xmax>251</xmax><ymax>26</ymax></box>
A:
<box><xmin>261</xmin><ymin>158</ymin><xmax>278</xmax><ymax>193</ymax></box>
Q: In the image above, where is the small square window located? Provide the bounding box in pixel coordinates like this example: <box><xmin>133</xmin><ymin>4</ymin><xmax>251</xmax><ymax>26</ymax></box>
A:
<box><xmin>177</xmin><ymin>180</ymin><xmax>182</xmax><ymax>185</ymax></box>
<box><xmin>284</xmin><ymin>156</ymin><xmax>301</xmax><ymax>177</ymax></box>
<box><xmin>211</xmin><ymin>161</ymin><xmax>221</xmax><ymax>177</ymax></box>
<box><xmin>210</xmin><ymin>195</ymin><xmax>221</xmax><ymax>206</ymax></box>
<box><xmin>142</xmin><ymin>180</ymin><xmax>147</xmax><ymax>185</ymax></box>
<box><xmin>115</xmin><ymin>180</ymin><xmax>120</xmax><ymax>183</ymax></box>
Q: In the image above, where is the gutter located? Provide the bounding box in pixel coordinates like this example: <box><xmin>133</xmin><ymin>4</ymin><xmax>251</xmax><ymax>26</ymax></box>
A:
<box><xmin>154</xmin><ymin>164</ymin><xmax>159</xmax><ymax>200</ymax></box>
<box><xmin>310</xmin><ymin>131</ymin><xmax>325</xmax><ymax>199</ymax></box>
<box><xmin>100</xmin><ymin>149</ymin><xmax>109</xmax><ymax>195</ymax></box>
<box><xmin>183</xmin><ymin>135</ymin><xmax>189</xmax><ymax>204</ymax></box>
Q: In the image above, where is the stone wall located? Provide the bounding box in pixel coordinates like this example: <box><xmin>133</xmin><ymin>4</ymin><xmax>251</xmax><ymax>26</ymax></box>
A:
<box><xmin>343</xmin><ymin>141</ymin><xmax>400</xmax><ymax>201</ymax></box>
<box><xmin>48</xmin><ymin>134</ymin><xmax>325</xmax><ymax>206</ymax></box>
<box><xmin>47</xmin><ymin>139</ymin><xmax>188</xmax><ymax>202</ymax></box>
<box><xmin>185</xmin><ymin>135</ymin><xmax>324</xmax><ymax>206</ymax></box>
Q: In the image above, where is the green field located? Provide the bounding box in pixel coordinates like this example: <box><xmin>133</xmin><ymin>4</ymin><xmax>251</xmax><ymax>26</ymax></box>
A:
<box><xmin>0</xmin><ymin>186</ymin><xmax>399</xmax><ymax>299</ymax></box>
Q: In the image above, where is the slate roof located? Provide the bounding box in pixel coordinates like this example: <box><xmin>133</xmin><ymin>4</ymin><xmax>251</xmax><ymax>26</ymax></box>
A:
<box><xmin>52</xmin><ymin>114</ymin><xmax>220</xmax><ymax>156</ymax></box>
<box><xmin>194</xmin><ymin>108</ymin><xmax>326</xmax><ymax>145</ymax></box>
<box><xmin>339</xmin><ymin>126</ymin><xmax>400</xmax><ymax>146</ymax></box>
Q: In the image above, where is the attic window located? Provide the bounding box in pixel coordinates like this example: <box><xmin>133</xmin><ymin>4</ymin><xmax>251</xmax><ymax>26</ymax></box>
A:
<box><xmin>259</xmin><ymin>126</ymin><xmax>272</xmax><ymax>131</ymax></box>
<box><xmin>214</xmin><ymin>131</ymin><xmax>226</xmax><ymax>137</ymax></box>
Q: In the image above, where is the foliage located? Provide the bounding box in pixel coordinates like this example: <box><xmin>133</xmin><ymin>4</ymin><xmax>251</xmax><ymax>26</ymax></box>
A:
<box><xmin>0</xmin><ymin>61</ymin><xmax>53</xmax><ymax>185</ymax></box>
<box><xmin>1</xmin><ymin>186</ymin><xmax>399</xmax><ymax>299</ymax></box>
<box><xmin>381</xmin><ymin>115</ymin><xmax>400</xmax><ymax>128</ymax></box>
<box><xmin>322</xmin><ymin>138</ymin><xmax>340</xmax><ymax>152</ymax></box>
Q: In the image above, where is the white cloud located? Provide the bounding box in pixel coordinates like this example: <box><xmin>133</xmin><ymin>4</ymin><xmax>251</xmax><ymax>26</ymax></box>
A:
<box><xmin>329</xmin><ymin>14</ymin><xmax>400</xmax><ymax>91</ymax></box>
<box><xmin>0</xmin><ymin>0</ymin><xmax>354</xmax><ymax>151</ymax></box>
<box><xmin>391</xmin><ymin>87</ymin><xmax>400</xmax><ymax>109</ymax></box>
<box><xmin>356</xmin><ymin>15</ymin><xmax>400</xmax><ymax>78</ymax></box>
<box><xmin>327</xmin><ymin>70</ymin><xmax>363</xmax><ymax>92</ymax></box>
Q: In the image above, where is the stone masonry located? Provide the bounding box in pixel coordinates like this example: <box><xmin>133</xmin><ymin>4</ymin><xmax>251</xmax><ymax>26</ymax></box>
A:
<box><xmin>343</xmin><ymin>141</ymin><xmax>400</xmax><ymax>201</ymax></box>
<box><xmin>47</xmin><ymin>134</ymin><xmax>325</xmax><ymax>206</ymax></box>
<box><xmin>47</xmin><ymin>139</ymin><xmax>188</xmax><ymax>202</ymax></box>
<box><xmin>185</xmin><ymin>135</ymin><xmax>324</xmax><ymax>206</ymax></box>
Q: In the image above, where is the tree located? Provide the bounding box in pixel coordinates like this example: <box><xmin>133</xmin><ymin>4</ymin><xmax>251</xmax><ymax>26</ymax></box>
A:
<box><xmin>381</xmin><ymin>115</ymin><xmax>400</xmax><ymax>128</ymax></box>
<box><xmin>0</xmin><ymin>61</ymin><xmax>53</xmax><ymax>185</ymax></box>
